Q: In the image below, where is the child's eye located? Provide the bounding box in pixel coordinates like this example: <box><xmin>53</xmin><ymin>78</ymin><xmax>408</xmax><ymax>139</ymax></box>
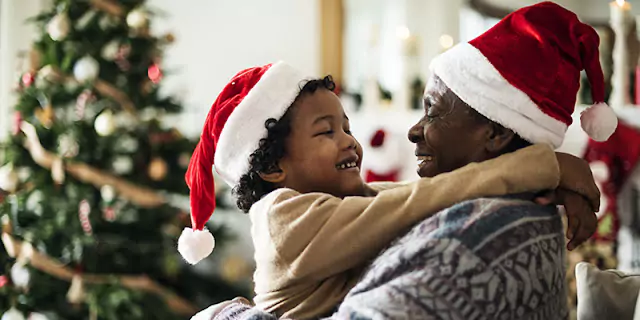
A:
<box><xmin>317</xmin><ymin>130</ymin><xmax>334</xmax><ymax>136</ymax></box>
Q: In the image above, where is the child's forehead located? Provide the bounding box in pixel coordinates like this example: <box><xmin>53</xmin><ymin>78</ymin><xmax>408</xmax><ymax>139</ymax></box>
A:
<box><xmin>291</xmin><ymin>90</ymin><xmax>347</xmax><ymax>122</ymax></box>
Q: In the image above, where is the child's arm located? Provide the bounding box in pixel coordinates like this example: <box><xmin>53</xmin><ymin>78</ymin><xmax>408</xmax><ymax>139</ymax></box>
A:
<box><xmin>259</xmin><ymin>144</ymin><xmax>584</xmax><ymax>282</ymax></box>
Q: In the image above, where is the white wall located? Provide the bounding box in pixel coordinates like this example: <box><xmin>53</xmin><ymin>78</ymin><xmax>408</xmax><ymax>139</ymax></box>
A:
<box><xmin>0</xmin><ymin>0</ymin><xmax>50</xmax><ymax>141</ymax></box>
<box><xmin>150</xmin><ymin>0</ymin><xmax>320</xmax><ymax>137</ymax></box>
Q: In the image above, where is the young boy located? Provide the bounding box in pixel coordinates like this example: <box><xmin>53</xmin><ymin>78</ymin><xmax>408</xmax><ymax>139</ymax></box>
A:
<box><xmin>178</xmin><ymin>62</ymin><xmax>599</xmax><ymax>319</ymax></box>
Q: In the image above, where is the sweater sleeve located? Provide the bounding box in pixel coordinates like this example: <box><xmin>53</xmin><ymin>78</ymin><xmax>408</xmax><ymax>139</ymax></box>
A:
<box><xmin>265</xmin><ymin>144</ymin><xmax>560</xmax><ymax>281</ymax></box>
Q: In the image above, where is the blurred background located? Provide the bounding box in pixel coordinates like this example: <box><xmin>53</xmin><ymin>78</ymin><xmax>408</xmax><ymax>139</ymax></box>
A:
<box><xmin>1</xmin><ymin>0</ymin><xmax>640</xmax><ymax>319</ymax></box>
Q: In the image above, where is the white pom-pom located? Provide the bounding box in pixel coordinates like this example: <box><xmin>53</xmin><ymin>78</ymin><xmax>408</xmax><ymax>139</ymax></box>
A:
<box><xmin>178</xmin><ymin>228</ymin><xmax>215</xmax><ymax>265</ymax></box>
<box><xmin>580</xmin><ymin>102</ymin><xmax>618</xmax><ymax>142</ymax></box>
<box><xmin>1</xmin><ymin>308</ymin><xmax>25</xmax><ymax>320</ymax></box>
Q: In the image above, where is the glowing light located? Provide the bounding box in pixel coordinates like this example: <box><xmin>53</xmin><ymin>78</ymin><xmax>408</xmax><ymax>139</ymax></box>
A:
<box><xmin>396</xmin><ymin>26</ymin><xmax>410</xmax><ymax>40</ymax></box>
<box><xmin>439</xmin><ymin>34</ymin><xmax>454</xmax><ymax>49</ymax></box>
<box><xmin>617</xmin><ymin>0</ymin><xmax>626</xmax><ymax>6</ymax></box>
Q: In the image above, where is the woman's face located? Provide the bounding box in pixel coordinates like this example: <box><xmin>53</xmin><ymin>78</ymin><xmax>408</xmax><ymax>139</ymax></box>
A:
<box><xmin>407</xmin><ymin>75</ymin><xmax>494</xmax><ymax>178</ymax></box>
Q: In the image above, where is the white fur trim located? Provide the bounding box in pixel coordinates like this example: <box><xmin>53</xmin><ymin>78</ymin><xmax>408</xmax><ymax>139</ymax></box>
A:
<box><xmin>429</xmin><ymin>43</ymin><xmax>567</xmax><ymax>148</ymax></box>
<box><xmin>580</xmin><ymin>102</ymin><xmax>618</xmax><ymax>142</ymax></box>
<box><xmin>178</xmin><ymin>227</ymin><xmax>215</xmax><ymax>265</ymax></box>
<box><xmin>214</xmin><ymin>62</ymin><xmax>310</xmax><ymax>186</ymax></box>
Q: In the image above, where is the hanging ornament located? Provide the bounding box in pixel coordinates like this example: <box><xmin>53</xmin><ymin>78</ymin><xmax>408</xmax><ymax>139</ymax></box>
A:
<box><xmin>0</xmin><ymin>275</ymin><xmax>8</xmax><ymax>287</ymax></box>
<box><xmin>99</xmin><ymin>15</ymin><xmax>118</xmax><ymax>30</ymax></box>
<box><xmin>0</xmin><ymin>164</ymin><xmax>19</xmax><ymax>193</ymax></box>
<box><xmin>75</xmin><ymin>9</ymin><xmax>97</xmax><ymax>31</ymax></box>
<box><xmin>116</xmin><ymin>135</ymin><xmax>139</xmax><ymax>153</ymax></box>
<box><xmin>147</xmin><ymin>63</ymin><xmax>162</xmax><ymax>83</ymax></box>
<box><xmin>101</xmin><ymin>40</ymin><xmax>120</xmax><ymax>61</ymax></box>
<box><xmin>112</xmin><ymin>156</ymin><xmax>133</xmax><ymax>175</ymax></box>
<box><xmin>139</xmin><ymin>107</ymin><xmax>159</xmax><ymax>122</ymax></box>
<box><xmin>10</xmin><ymin>263</ymin><xmax>30</xmax><ymax>289</ymax></box>
<box><xmin>27</xmin><ymin>313</ymin><xmax>49</xmax><ymax>320</ymax></box>
<box><xmin>46</xmin><ymin>13</ymin><xmax>71</xmax><ymax>41</ymax></box>
<box><xmin>12</xmin><ymin>112</ymin><xmax>21</xmax><ymax>136</ymax></box>
<box><xmin>75</xmin><ymin>90</ymin><xmax>94</xmax><ymax>120</ymax></box>
<box><xmin>21</xmin><ymin>72</ymin><xmax>34</xmax><ymax>88</ymax></box>
<box><xmin>126</xmin><ymin>8</ymin><xmax>148</xmax><ymax>29</ymax></box>
<box><xmin>94</xmin><ymin>110</ymin><xmax>115</xmax><ymax>136</ymax></box>
<box><xmin>163</xmin><ymin>33</ymin><xmax>175</xmax><ymax>44</ymax></box>
<box><xmin>100</xmin><ymin>185</ymin><xmax>116</xmax><ymax>202</ymax></box>
<box><xmin>73</xmin><ymin>56</ymin><xmax>99</xmax><ymax>82</ymax></box>
<box><xmin>178</xmin><ymin>153</ymin><xmax>191</xmax><ymax>168</ymax></box>
<box><xmin>1</xmin><ymin>308</ymin><xmax>25</xmax><ymax>320</ymax></box>
<box><xmin>35</xmin><ymin>65</ymin><xmax>58</xmax><ymax>89</ymax></box>
<box><xmin>66</xmin><ymin>274</ymin><xmax>86</xmax><ymax>304</ymax></box>
<box><xmin>78</xmin><ymin>200</ymin><xmax>92</xmax><ymax>235</ymax></box>
<box><xmin>148</xmin><ymin>157</ymin><xmax>168</xmax><ymax>181</ymax></box>
<box><xmin>58</xmin><ymin>134</ymin><xmax>79</xmax><ymax>158</ymax></box>
<box><xmin>26</xmin><ymin>191</ymin><xmax>44</xmax><ymax>216</ymax></box>
<box><xmin>17</xmin><ymin>167</ymin><xmax>32</xmax><ymax>183</ymax></box>
<box><xmin>51</xmin><ymin>158</ymin><xmax>65</xmax><ymax>185</ymax></box>
<box><xmin>34</xmin><ymin>104</ymin><xmax>55</xmax><ymax>129</ymax></box>
<box><xmin>102</xmin><ymin>207</ymin><xmax>116</xmax><ymax>222</ymax></box>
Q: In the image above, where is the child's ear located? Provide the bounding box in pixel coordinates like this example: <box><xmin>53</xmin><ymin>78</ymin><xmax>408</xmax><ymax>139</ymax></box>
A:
<box><xmin>485</xmin><ymin>122</ymin><xmax>515</xmax><ymax>153</ymax></box>
<box><xmin>258</xmin><ymin>170</ymin><xmax>286</xmax><ymax>184</ymax></box>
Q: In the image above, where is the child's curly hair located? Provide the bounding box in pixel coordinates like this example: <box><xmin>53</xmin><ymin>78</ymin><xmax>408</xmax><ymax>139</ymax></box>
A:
<box><xmin>233</xmin><ymin>75</ymin><xmax>336</xmax><ymax>212</ymax></box>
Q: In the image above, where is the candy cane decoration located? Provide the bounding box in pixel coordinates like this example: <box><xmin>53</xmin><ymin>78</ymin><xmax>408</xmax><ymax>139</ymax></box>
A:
<box><xmin>78</xmin><ymin>200</ymin><xmax>92</xmax><ymax>235</ymax></box>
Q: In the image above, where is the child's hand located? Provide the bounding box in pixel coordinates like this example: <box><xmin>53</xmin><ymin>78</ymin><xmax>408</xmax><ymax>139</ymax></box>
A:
<box><xmin>534</xmin><ymin>189</ymin><xmax>597</xmax><ymax>250</ymax></box>
<box><xmin>555</xmin><ymin>152</ymin><xmax>600</xmax><ymax>210</ymax></box>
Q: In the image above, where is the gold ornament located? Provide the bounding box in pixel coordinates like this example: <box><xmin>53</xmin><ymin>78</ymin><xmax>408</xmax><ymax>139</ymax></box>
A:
<box><xmin>35</xmin><ymin>104</ymin><xmax>55</xmax><ymax>128</ymax></box>
<box><xmin>148</xmin><ymin>158</ymin><xmax>168</xmax><ymax>181</ymax></box>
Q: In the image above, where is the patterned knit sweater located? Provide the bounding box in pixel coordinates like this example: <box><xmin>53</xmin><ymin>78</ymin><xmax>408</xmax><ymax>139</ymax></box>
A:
<box><xmin>210</xmin><ymin>197</ymin><xmax>568</xmax><ymax>320</ymax></box>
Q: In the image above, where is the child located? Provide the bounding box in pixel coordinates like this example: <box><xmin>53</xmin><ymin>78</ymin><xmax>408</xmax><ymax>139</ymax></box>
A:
<box><xmin>178</xmin><ymin>62</ymin><xmax>599</xmax><ymax>319</ymax></box>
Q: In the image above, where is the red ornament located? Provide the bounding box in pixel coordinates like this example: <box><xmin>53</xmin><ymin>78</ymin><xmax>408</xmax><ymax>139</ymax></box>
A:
<box><xmin>0</xmin><ymin>275</ymin><xmax>7</xmax><ymax>287</ymax></box>
<box><xmin>22</xmin><ymin>72</ymin><xmax>35</xmax><ymax>87</ymax></box>
<box><xmin>12</xmin><ymin>112</ymin><xmax>22</xmax><ymax>136</ymax></box>
<box><xmin>148</xmin><ymin>64</ymin><xmax>162</xmax><ymax>83</ymax></box>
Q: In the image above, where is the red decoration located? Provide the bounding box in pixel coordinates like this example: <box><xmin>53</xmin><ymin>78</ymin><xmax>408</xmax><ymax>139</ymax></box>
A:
<box><xmin>365</xmin><ymin>169</ymin><xmax>400</xmax><ymax>183</ymax></box>
<box><xmin>21</xmin><ymin>72</ymin><xmax>34</xmax><ymax>88</ymax></box>
<box><xmin>370</xmin><ymin>129</ymin><xmax>386</xmax><ymax>147</ymax></box>
<box><xmin>0</xmin><ymin>275</ymin><xmax>7</xmax><ymax>287</ymax></box>
<box><xmin>78</xmin><ymin>200</ymin><xmax>93</xmax><ymax>235</ymax></box>
<box><xmin>148</xmin><ymin>63</ymin><xmax>162</xmax><ymax>83</ymax></box>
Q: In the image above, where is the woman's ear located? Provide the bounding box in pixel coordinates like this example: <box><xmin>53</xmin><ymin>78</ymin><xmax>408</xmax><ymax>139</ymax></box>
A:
<box><xmin>485</xmin><ymin>123</ymin><xmax>516</xmax><ymax>153</ymax></box>
<box><xmin>258</xmin><ymin>170</ymin><xmax>286</xmax><ymax>184</ymax></box>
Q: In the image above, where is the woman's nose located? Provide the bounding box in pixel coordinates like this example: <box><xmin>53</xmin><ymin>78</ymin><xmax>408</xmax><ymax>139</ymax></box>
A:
<box><xmin>408</xmin><ymin>122</ymin><xmax>424</xmax><ymax>143</ymax></box>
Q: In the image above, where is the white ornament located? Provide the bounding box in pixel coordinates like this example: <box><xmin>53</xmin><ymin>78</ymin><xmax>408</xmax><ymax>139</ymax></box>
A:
<box><xmin>27</xmin><ymin>313</ymin><xmax>49</xmax><ymax>320</ymax></box>
<box><xmin>46</xmin><ymin>13</ymin><xmax>71</xmax><ymax>41</ymax></box>
<box><xmin>58</xmin><ymin>134</ymin><xmax>79</xmax><ymax>158</ymax></box>
<box><xmin>36</xmin><ymin>65</ymin><xmax>57</xmax><ymax>87</ymax></box>
<box><xmin>117</xmin><ymin>136</ymin><xmax>139</xmax><ymax>153</ymax></box>
<box><xmin>94</xmin><ymin>110</ymin><xmax>116</xmax><ymax>136</ymax></box>
<box><xmin>73</xmin><ymin>56</ymin><xmax>100</xmax><ymax>82</ymax></box>
<box><xmin>113</xmin><ymin>157</ymin><xmax>133</xmax><ymax>175</ymax></box>
<box><xmin>17</xmin><ymin>167</ymin><xmax>32</xmax><ymax>183</ymax></box>
<box><xmin>101</xmin><ymin>40</ymin><xmax>120</xmax><ymax>61</ymax></box>
<box><xmin>100</xmin><ymin>185</ymin><xmax>116</xmax><ymax>202</ymax></box>
<box><xmin>26</xmin><ymin>191</ymin><xmax>44</xmax><ymax>216</ymax></box>
<box><xmin>51</xmin><ymin>158</ymin><xmax>65</xmax><ymax>185</ymax></box>
<box><xmin>126</xmin><ymin>8</ymin><xmax>148</xmax><ymax>29</ymax></box>
<box><xmin>0</xmin><ymin>164</ymin><xmax>19</xmax><ymax>192</ymax></box>
<box><xmin>10</xmin><ymin>263</ymin><xmax>30</xmax><ymax>288</ymax></box>
<box><xmin>1</xmin><ymin>308</ymin><xmax>25</xmax><ymax>320</ymax></box>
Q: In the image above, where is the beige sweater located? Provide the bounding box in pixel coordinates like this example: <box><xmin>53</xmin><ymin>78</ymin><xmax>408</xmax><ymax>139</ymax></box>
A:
<box><xmin>248</xmin><ymin>144</ymin><xmax>561</xmax><ymax>319</ymax></box>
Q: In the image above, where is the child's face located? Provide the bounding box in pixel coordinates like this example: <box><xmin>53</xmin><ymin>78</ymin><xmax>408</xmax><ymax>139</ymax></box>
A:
<box><xmin>278</xmin><ymin>89</ymin><xmax>365</xmax><ymax>197</ymax></box>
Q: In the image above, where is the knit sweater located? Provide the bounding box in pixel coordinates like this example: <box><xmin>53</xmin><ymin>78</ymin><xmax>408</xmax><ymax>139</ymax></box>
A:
<box><xmin>211</xmin><ymin>197</ymin><xmax>567</xmax><ymax>320</ymax></box>
<box><xmin>248</xmin><ymin>144</ymin><xmax>561</xmax><ymax>319</ymax></box>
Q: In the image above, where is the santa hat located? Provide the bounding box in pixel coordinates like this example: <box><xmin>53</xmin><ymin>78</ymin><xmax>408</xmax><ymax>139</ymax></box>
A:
<box><xmin>178</xmin><ymin>62</ymin><xmax>309</xmax><ymax>264</ymax></box>
<box><xmin>429</xmin><ymin>1</ymin><xmax>617</xmax><ymax>148</ymax></box>
<box><xmin>583</xmin><ymin>121</ymin><xmax>640</xmax><ymax>242</ymax></box>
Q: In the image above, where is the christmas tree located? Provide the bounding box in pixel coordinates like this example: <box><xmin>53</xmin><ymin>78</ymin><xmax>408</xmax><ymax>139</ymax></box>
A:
<box><xmin>0</xmin><ymin>0</ymin><xmax>248</xmax><ymax>319</ymax></box>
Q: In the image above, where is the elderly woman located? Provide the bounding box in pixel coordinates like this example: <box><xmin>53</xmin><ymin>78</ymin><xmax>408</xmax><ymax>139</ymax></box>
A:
<box><xmin>198</xmin><ymin>2</ymin><xmax>616</xmax><ymax>319</ymax></box>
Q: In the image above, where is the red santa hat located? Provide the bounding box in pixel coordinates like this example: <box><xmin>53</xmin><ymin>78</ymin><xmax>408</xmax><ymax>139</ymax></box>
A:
<box><xmin>583</xmin><ymin>121</ymin><xmax>640</xmax><ymax>241</ymax></box>
<box><xmin>429</xmin><ymin>1</ymin><xmax>617</xmax><ymax>148</ymax></box>
<box><xmin>178</xmin><ymin>62</ymin><xmax>309</xmax><ymax>264</ymax></box>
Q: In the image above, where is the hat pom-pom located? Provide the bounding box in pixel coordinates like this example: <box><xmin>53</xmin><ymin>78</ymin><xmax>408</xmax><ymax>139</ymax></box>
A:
<box><xmin>580</xmin><ymin>102</ymin><xmax>618</xmax><ymax>142</ymax></box>
<box><xmin>178</xmin><ymin>227</ymin><xmax>215</xmax><ymax>265</ymax></box>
